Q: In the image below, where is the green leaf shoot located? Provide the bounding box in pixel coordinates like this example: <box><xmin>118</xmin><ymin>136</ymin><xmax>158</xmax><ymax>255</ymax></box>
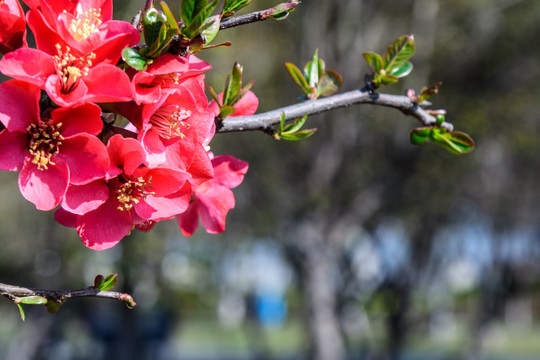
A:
<box><xmin>383</xmin><ymin>35</ymin><xmax>415</xmax><ymax>75</ymax></box>
<box><xmin>362</xmin><ymin>52</ymin><xmax>384</xmax><ymax>73</ymax></box>
<box><xmin>96</xmin><ymin>274</ymin><xmax>118</xmax><ymax>292</ymax></box>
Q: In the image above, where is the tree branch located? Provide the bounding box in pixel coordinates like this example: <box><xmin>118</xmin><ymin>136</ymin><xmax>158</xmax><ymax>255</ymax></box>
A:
<box><xmin>220</xmin><ymin>1</ymin><xmax>301</xmax><ymax>30</ymax></box>
<box><xmin>0</xmin><ymin>282</ymin><xmax>136</xmax><ymax>309</ymax></box>
<box><xmin>216</xmin><ymin>88</ymin><xmax>454</xmax><ymax>133</ymax></box>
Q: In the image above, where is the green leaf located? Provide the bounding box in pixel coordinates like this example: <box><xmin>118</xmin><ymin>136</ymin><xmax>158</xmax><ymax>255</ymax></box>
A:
<box><xmin>219</xmin><ymin>105</ymin><xmax>235</xmax><ymax>118</ymax></box>
<box><xmin>269</xmin><ymin>2</ymin><xmax>298</xmax><ymax>20</ymax></box>
<box><xmin>201</xmin><ymin>15</ymin><xmax>220</xmax><ymax>44</ymax></box>
<box><xmin>388</xmin><ymin>61</ymin><xmax>413</xmax><ymax>78</ymax></box>
<box><xmin>279</xmin><ymin>129</ymin><xmax>317</xmax><ymax>141</ymax></box>
<box><xmin>96</xmin><ymin>274</ymin><xmax>118</xmax><ymax>291</ymax></box>
<box><xmin>122</xmin><ymin>47</ymin><xmax>148</xmax><ymax>71</ymax></box>
<box><xmin>233</xmin><ymin>80</ymin><xmax>256</xmax><ymax>106</ymax></box>
<box><xmin>317</xmin><ymin>70</ymin><xmax>342</xmax><ymax>97</ymax></box>
<box><xmin>160</xmin><ymin>1</ymin><xmax>180</xmax><ymax>32</ymax></box>
<box><xmin>285</xmin><ymin>62</ymin><xmax>315</xmax><ymax>97</ymax></box>
<box><xmin>282</xmin><ymin>114</ymin><xmax>308</xmax><ymax>134</ymax></box>
<box><xmin>181</xmin><ymin>0</ymin><xmax>197</xmax><ymax>25</ymax></box>
<box><xmin>223</xmin><ymin>62</ymin><xmax>243</xmax><ymax>106</ymax></box>
<box><xmin>383</xmin><ymin>35</ymin><xmax>415</xmax><ymax>75</ymax></box>
<box><xmin>378</xmin><ymin>74</ymin><xmax>399</xmax><ymax>85</ymax></box>
<box><xmin>362</xmin><ymin>52</ymin><xmax>384</xmax><ymax>72</ymax></box>
<box><xmin>46</xmin><ymin>301</ymin><xmax>62</xmax><ymax>314</ymax></box>
<box><xmin>17</xmin><ymin>303</ymin><xmax>25</xmax><ymax>322</ymax></box>
<box><xmin>19</xmin><ymin>296</ymin><xmax>48</xmax><ymax>305</ymax></box>
<box><xmin>207</xmin><ymin>85</ymin><xmax>221</xmax><ymax>104</ymax></box>
<box><xmin>223</xmin><ymin>0</ymin><xmax>251</xmax><ymax>16</ymax></box>
<box><xmin>417</xmin><ymin>82</ymin><xmax>442</xmax><ymax>103</ymax></box>
<box><xmin>304</xmin><ymin>49</ymin><xmax>320</xmax><ymax>88</ymax></box>
<box><xmin>431</xmin><ymin>130</ymin><xmax>475</xmax><ymax>155</ymax></box>
<box><xmin>410</xmin><ymin>127</ymin><xmax>432</xmax><ymax>145</ymax></box>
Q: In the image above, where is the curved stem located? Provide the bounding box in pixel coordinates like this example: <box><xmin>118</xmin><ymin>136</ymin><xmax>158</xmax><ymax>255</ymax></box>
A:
<box><xmin>217</xmin><ymin>88</ymin><xmax>454</xmax><ymax>133</ymax></box>
<box><xmin>0</xmin><ymin>282</ymin><xmax>136</xmax><ymax>308</ymax></box>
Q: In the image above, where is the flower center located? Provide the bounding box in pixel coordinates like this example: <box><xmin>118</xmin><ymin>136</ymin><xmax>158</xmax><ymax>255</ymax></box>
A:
<box><xmin>150</xmin><ymin>104</ymin><xmax>191</xmax><ymax>140</ymax></box>
<box><xmin>53</xmin><ymin>44</ymin><xmax>96</xmax><ymax>94</ymax></box>
<box><xmin>26</xmin><ymin>119</ymin><xmax>64</xmax><ymax>171</ymax></box>
<box><xmin>68</xmin><ymin>6</ymin><xmax>102</xmax><ymax>42</ymax></box>
<box><xmin>115</xmin><ymin>175</ymin><xmax>155</xmax><ymax>211</ymax></box>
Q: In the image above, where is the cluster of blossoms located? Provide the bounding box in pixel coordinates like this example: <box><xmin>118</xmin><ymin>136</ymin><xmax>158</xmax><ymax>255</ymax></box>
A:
<box><xmin>0</xmin><ymin>0</ymin><xmax>255</xmax><ymax>250</ymax></box>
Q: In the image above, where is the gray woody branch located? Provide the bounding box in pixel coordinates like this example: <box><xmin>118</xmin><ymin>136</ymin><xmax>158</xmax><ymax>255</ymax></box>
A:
<box><xmin>216</xmin><ymin>88</ymin><xmax>454</xmax><ymax>133</ymax></box>
<box><xmin>0</xmin><ymin>282</ymin><xmax>136</xmax><ymax>309</ymax></box>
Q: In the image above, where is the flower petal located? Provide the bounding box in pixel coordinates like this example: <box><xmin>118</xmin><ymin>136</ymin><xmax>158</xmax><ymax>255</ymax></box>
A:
<box><xmin>0</xmin><ymin>129</ymin><xmax>27</xmax><ymax>170</ymax></box>
<box><xmin>19</xmin><ymin>157</ymin><xmax>69</xmax><ymax>211</ymax></box>
<box><xmin>0</xmin><ymin>80</ymin><xmax>40</xmax><ymax>131</ymax></box>
<box><xmin>62</xmin><ymin>180</ymin><xmax>109</xmax><ymax>215</ymax></box>
<box><xmin>60</xmin><ymin>134</ymin><xmax>109</xmax><ymax>185</ymax></box>
<box><xmin>77</xmin><ymin>197</ymin><xmax>133</xmax><ymax>251</ymax></box>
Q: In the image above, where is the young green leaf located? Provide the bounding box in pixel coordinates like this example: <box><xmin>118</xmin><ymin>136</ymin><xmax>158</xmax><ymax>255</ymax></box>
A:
<box><xmin>317</xmin><ymin>70</ymin><xmax>343</xmax><ymax>97</ymax></box>
<box><xmin>279</xmin><ymin>129</ymin><xmax>317</xmax><ymax>141</ymax></box>
<box><xmin>122</xmin><ymin>47</ymin><xmax>148</xmax><ymax>71</ymax></box>
<box><xmin>17</xmin><ymin>303</ymin><xmax>25</xmax><ymax>322</ymax></box>
<box><xmin>19</xmin><ymin>296</ymin><xmax>48</xmax><ymax>305</ymax></box>
<box><xmin>410</xmin><ymin>127</ymin><xmax>432</xmax><ymax>145</ymax></box>
<box><xmin>362</xmin><ymin>52</ymin><xmax>384</xmax><ymax>73</ymax></box>
<box><xmin>223</xmin><ymin>0</ymin><xmax>251</xmax><ymax>17</ymax></box>
<box><xmin>417</xmin><ymin>82</ymin><xmax>442</xmax><ymax>103</ymax></box>
<box><xmin>383</xmin><ymin>35</ymin><xmax>415</xmax><ymax>75</ymax></box>
<box><xmin>388</xmin><ymin>61</ymin><xmax>413</xmax><ymax>78</ymax></box>
<box><xmin>304</xmin><ymin>49</ymin><xmax>320</xmax><ymax>88</ymax></box>
<box><xmin>46</xmin><ymin>301</ymin><xmax>62</xmax><ymax>314</ymax></box>
<box><xmin>160</xmin><ymin>1</ymin><xmax>180</xmax><ymax>32</ymax></box>
<box><xmin>431</xmin><ymin>129</ymin><xmax>475</xmax><ymax>155</ymax></box>
<box><xmin>282</xmin><ymin>114</ymin><xmax>308</xmax><ymax>134</ymax></box>
<box><xmin>223</xmin><ymin>62</ymin><xmax>243</xmax><ymax>106</ymax></box>
<box><xmin>96</xmin><ymin>274</ymin><xmax>118</xmax><ymax>291</ymax></box>
<box><xmin>285</xmin><ymin>62</ymin><xmax>315</xmax><ymax>98</ymax></box>
<box><xmin>219</xmin><ymin>105</ymin><xmax>235</xmax><ymax>118</ymax></box>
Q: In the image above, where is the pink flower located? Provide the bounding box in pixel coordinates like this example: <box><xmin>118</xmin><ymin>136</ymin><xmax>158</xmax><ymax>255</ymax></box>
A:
<box><xmin>131</xmin><ymin>53</ymin><xmax>211</xmax><ymax>105</ymax></box>
<box><xmin>0</xmin><ymin>80</ymin><xmax>109</xmax><ymax>210</ymax></box>
<box><xmin>57</xmin><ymin>134</ymin><xmax>192</xmax><ymax>250</ymax></box>
<box><xmin>177</xmin><ymin>155</ymin><xmax>248</xmax><ymax>236</ymax></box>
<box><xmin>0</xmin><ymin>0</ymin><xmax>138</xmax><ymax>106</ymax></box>
<box><xmin>25</xmin><ymin>0</ymin><xmax>137</xmax><ymax>65</ymax></box>
<box><xmin>0</xmin><ymin>0</ymin><xmax>27</xmax><ymax>54</ymax></box>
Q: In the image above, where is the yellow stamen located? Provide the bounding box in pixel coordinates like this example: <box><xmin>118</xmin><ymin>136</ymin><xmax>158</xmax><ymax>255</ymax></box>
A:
<box><xmin>26</xmin><ymin>120</ymin><xmax>64</xmax><ymax>171</ymax></box>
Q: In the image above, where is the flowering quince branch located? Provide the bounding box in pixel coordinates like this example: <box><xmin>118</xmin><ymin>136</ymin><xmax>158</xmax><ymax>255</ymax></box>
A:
<box><xmin>0</xmin><ymin>274</ymin><xmax>136</xmax><ymax>321</ymax></box>
<box><xmin>0</xmin><ymin>0</ymin><xmax>474</xmax><ymax>317</ymax></box>
<box><xmin>219</xmin><ymin>1</ymin><xmax>301</xmax><ymax>30</ymax></box>
<box><xmin>216</xmin><ymin>89</ymin><xmax>455</xmax><ymax>133</ymax></box>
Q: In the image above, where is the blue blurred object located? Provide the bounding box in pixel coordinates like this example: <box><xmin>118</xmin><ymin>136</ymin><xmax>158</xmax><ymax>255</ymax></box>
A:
<box><xmin>255</xmin><ymin>291</ymin><xmax>287</xmax><ymax>327</ymax></box>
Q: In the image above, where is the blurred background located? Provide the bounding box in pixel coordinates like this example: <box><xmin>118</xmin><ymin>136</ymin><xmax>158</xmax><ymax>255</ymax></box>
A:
<box><xmin>2</xmin><ymin>0</ymin><xmax>540</xmax><ymax>359</ymax></box>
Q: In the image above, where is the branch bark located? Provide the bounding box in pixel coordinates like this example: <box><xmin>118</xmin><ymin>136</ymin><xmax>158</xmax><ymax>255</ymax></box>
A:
<box><xmin>220</xmin><ymin>2</ymin><xmax>301</xmax><ymax>30</ymax></box>
<box><xmin>217</xmin><ymin>88</ymin><xmax>454</xmax><ymax>133</ymax></box>
<box><xmin>0</xmin><ymin>282</ymin><xmax>136</xmax><ymax>309</ymax></box>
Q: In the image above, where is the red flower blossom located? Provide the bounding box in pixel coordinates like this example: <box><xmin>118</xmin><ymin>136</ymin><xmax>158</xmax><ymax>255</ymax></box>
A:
<box><xmin>57</xmin><ymin>135</ymin><xmax>192</xmax><ymax>250</ymax></box>
<box><xmin>0</xmin><ymin>0</ymin><xmax>27</xmax><ymax>54</ymax></box>
<box><xmin>0</xmin><ymin>80</ymin><xmax>109</xmax><ymax>210</ymax></box>
<box><xmin>131</xmin><ymin>53</ymin><xmax>211</xmax><ymax>105</ymax></box>
<box><xmin>177</xmin><ymin>155</ymin><xmax>248</xmax><ymax>236</ymax></box>
<box><xmin>0</xmin><ymin>0</ymin><xmax>138</xmax><ymax>106</ymax></box>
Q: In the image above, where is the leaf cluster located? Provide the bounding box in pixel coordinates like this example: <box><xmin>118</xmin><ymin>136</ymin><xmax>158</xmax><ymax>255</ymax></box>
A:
<box><xmin>363</xmin><ymin>35</ymin><xmax>415</xmax><ymax>89</ymax></box>
<box><xmin>208</xmin><ymin>62</ymin><xmax>255</xmax><ymax>119</ymax></box>
<box><xmin>273</xmin><ymin>113</ymin><xmax>316</xmax><ymax>141</ymax></box>
<box><xmin>285</xmin><ymin>49</ymin><xmax>342</xmax><ymax>99</ymax></box>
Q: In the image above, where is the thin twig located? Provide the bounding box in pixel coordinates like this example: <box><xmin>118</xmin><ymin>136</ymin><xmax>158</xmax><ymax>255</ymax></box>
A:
<box><xmin>217</xmin><ymin>88</ymin><xmax>454</xmax><ymax>133</ymax></box>
<box><xmin>220</xmin><ymin>1</ymin><xmax>301</xmax><ymax>30</ymax></box>
<box><xmin>0</xmin><ymin>282</ymin><xmax>136</xmax><ymax>308</ymax></box>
